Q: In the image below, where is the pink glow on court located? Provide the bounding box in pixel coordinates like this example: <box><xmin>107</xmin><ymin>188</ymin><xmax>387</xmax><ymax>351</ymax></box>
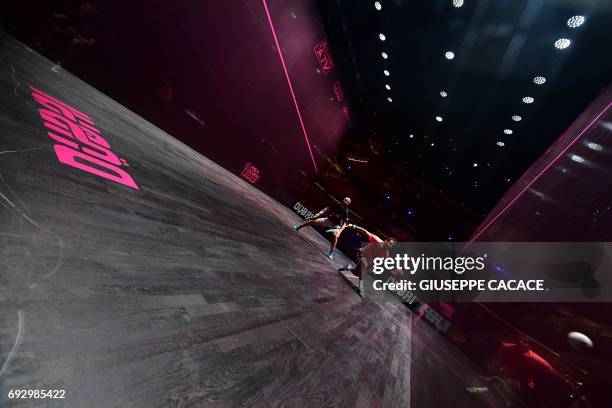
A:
<box><xmin>262</xmin><ymin>0</ymin><xmax>318</xmax><ymax>173</ymax></box>
<box><xmin>30</xmin><ymin>86</ymin><xmax>139</xmax><ymax>190</ymax></box>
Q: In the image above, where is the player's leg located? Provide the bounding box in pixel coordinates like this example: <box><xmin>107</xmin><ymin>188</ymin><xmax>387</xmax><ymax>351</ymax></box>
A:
<box><xmin>327</xmin><ymin>226</ymin><xmax>345</xmax><ymax>260</ymax></box>
<box><xmin>338</xmin><ymin>255</ymin><xmax>365</xmax><ymax>297</ymax></box>
<box><xmin>326</xmin><ymin>223</ymin><xmax>354</xmax><ymax>260</ymax></box>
<box><xmin>340</xmin><ymin>251</ymin><xmax>367</xmax><ymax>296</ymax></box>
<box><xmin>292</xmin><ymin>217</ymin><xmax>327</xmax><ymax>231</ymax></box>
<box><xmin>357</xmin><ymin>258</ymin><xmax>368</xmax><ymax>297</ymax></box>
<box><xmin>339</xmin><ymin>248</ymin><xmax>360</xmax><ymax>273</ymax></box>
<box><xmin>349</xmin><ymin>224</ymin><xmax>372</xmax><ymax>238</ymax></box>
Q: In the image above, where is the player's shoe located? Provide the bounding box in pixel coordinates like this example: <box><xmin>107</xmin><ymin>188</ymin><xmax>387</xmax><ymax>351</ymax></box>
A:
<box><xmin>465</xmin><ymin>386</ymin><xmax>489</xmax><ymax>395</ymax></box>
<box><xmin>338</xmin><ymin>264</ymin><xmax>351</xmax><ymax>272</ymax></box>
<box><xmin>358</xmin><ymin>282</ymin><xmax>365</xmax><ymax>298</ymax></box>
<box><xmin>327</xmin><ymin>251</ymin><xmax>335</xmax><ymax>261</ymax></box>
<box><xmin>291</xmin><ymin>225</ymin><xmax>300</xmax><ymax>232</ymax></box>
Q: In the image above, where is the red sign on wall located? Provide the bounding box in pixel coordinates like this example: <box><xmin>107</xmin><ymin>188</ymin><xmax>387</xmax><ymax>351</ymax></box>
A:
<box><xmin>314</xmin><ymin>39</ymin><xmax>335</xmax><ymax>74</ymax></box>
<box><xmin>333</xmin><ymin>81</ymin><xmax>344</xmax><ymax>103</ymax></box>
<box><xmin>342</xmin><ymin>106</ymin><xmax>352</xmax><ymax>127</ymax></box>
<box><xmin>241</xmin><ymin>162</ymin><xmax>260</xmax><ymax>184</ymax></box>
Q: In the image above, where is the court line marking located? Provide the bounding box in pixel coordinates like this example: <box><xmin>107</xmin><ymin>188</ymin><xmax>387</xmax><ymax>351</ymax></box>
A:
<box><xmin>0</xmin><ymin>146</ymin><xmax>48</xmax><ymax>156</ymax></box>
<box><xmin>9</xmin><ymin>62</ymin><xmax>20</xmax><ymax>96</ymax></box>
<box><xmin>469</xmin><ymin>102</ymin><xmax>612</xmax><ymax>244</ymax></box>
<box><xmin>262</xmin><ymin>0</ymin><xmax>318</xmax><ymax>173</ymax></box>
<box><xmin>0</xmin><ymin>310</ymin><xmax>25</xmax><ymax>377</ymax></box>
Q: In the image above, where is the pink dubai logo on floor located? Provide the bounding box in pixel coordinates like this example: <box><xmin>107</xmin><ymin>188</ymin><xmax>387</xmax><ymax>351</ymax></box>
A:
<box><xmin>314</xmin><ymin>39</ymin><xmax>335</xmax><ymax>75</ymax></box>
<box><xmin>29</xmin><ymin>85</ymin><xmax>139</xmax><ymax>190</ymax></box>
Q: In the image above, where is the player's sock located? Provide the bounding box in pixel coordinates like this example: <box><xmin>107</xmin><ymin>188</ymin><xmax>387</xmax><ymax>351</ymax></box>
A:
<box><xmin>326</xmin><ymin>226</ymin><xmax>341</xmax><ymax>233</ymax></box>
<box><xmin>358</xmin><ymin>281</ymin><xmax>365</xmax><ymax>297</ymax></box>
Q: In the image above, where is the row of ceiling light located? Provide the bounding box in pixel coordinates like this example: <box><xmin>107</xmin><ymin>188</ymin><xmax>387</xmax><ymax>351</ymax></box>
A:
<box><xmin>493</xmin><ymin>13</ymin><xmax>584</xmax><ymax>148</ymax></box>
<box><xmin>438</xmin><ymin>5</ymin><xmax>583</xmax><ymax>148</ymax></box>
<box><xmin>373</xmin><ymin>3</ymin><xmax>393</xmax><ymax>101</ymax></box>
<box><xmin>374</xmin><ymin>0</ymin><xmax>586</xmax><ymax>155</ymax></box>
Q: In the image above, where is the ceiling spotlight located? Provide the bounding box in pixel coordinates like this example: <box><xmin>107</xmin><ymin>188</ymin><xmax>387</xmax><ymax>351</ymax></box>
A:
<box><xmin>440</xmin><ymin>91</ymin><xmax>448</xmax><ymax>97</ymax></box>
<box><xmin>435</xmin><ymin>116</ymin><xmax>443</xmax><ymax>122</ymax></box>
<box><xmin>387</xmin><ymin>97</ymin><xmax>393</xmax><ymax>102</ymax></box>
<box><xmin>383</xmin><ymin>69</ymin><xmax>390</xmax><ymax>76</ymax></box>
<box><xmin>533</xmin><ymin>76</ymin><xmax>546</xmax><ymax>85</ymax></box>
<box><xmin>554</xmin><ymin>38</ymin><xmax>571</xmax><ymax>49</ymax></box>
<box><xmin>379</xmin><ymin>33</ymin><xmax>386</xmax><ymax>41</ymax></box>
<box><xmin>431</xmin><ymin>142</ymin><xmax>435</xmax><ymax>146</ymax></box>
<box><xmin>453</xmin><ymin>0</ymin><xmax>464</xmax><ymax>7</ymax></box>
<box><xmin>374</xmin><ymin>1</ymin><xmax>382</xmax><ymax>11</ymax></box>
<box><xmin>570</xmin><ymin>154</ymin><xmax>584</xmax><ymax>163</ymax></box>
<box><xmin>523</xmin><ymin>96</ymin><xmax>534</xmax><ymax>104</ymax></box>
<box><xmin>385</xmin><ymin>84</ymin><xmax>391</xmax><ymax>90</ymax></box>
<box><xmin>409</xmin><ymin>134</ymin><xmax>414</xmax><ymax>138</ymax></box>
<box><xmin>587</xmin><ymin>142</ymin><xmax>602</xmax><ymax>151</ymax></box>
<box><xmin>567</xmin><ymin>15</ymin><xmax>585</xmax><ymax>28</ymax></box>
<box><xmin>497</xmin><ymin>141</ymin><xmax>505</xmax><ymax>147</ymax></box>
<box><xmin>445</xmin><ymin>51</ymin><xmax>455</xmax><ymax>60</ymax></box>
<box><xmin>381</xmin><ymin>51</ymin><xmax>388</xmax><ymax>59</ymax></box>
<box><xmin>512</xmin><ymin>115</ymin><xmax>522</xmax><ymax>122</ymax></box>
<box><xmin>473</xmin><ymin>162</ymin><xmax>478</xmax><ymax>167</ymax></box>
<box><xmin>503</xmin><ymin>129</ymin><xmax>513</xmax><ymax>135</ymax></box>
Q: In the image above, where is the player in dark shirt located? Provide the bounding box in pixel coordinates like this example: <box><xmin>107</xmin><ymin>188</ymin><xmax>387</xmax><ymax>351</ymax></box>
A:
<box><xmin>292</xmin><ymin>197</ymin><xmax>351</xmax><ymax>260</ymax></box>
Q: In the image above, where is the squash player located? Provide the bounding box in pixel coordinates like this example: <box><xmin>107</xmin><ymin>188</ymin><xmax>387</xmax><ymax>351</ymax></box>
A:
<box><xmin>292</xmin><ymin>197</ymin><xmax>351</xmax><ymax>260</ymax></box>
<box><xmin>338</xmin><ymin>224</ymin><xmax>397</xmax><ymax>297</ymax></box>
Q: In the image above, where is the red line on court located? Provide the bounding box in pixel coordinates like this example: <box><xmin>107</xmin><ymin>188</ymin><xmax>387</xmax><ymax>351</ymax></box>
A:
<box><xmin>262</xmin><ymin>0</ymin><xmax>318</xmax><ymax>173</ymax></box>
<box><xmin>469</xmin><ymin>102</ymin><xmax>612</xmax><ymax>244</ymax></box>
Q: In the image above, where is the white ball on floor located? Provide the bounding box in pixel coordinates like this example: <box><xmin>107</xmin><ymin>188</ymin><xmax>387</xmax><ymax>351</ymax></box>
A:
<box><xmin>567</xmin><ymin>331</ymin><xmax>593</xmax><ymax>351</ymax></box>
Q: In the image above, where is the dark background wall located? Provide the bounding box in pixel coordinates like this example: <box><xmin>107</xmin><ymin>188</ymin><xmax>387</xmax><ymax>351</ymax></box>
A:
<box><xmin>2</xmin><ymin>0</ymin><xmax>351</xmax><ymax>205</ymax></box>
<box><xmin>471</xmin><ymin>86</ymin><xmax>612</xmax><ymax>243</ymax></box>
<box><xmin>465</xmin><ymin>86</ymin><xmax>612</xmax><ymax>406</ymax></box>
<box><xmin>2</xmin><ymin>0</ymin><xmax>484</xmax><ymax>244</ymax></box>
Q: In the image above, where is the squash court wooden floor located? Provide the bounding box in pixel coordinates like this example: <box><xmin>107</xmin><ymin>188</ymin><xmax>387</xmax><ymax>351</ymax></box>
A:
<box><xmin>0</xmin><ymin>37</ymin><xmax>504</xmax><ymax>408</ymax></box>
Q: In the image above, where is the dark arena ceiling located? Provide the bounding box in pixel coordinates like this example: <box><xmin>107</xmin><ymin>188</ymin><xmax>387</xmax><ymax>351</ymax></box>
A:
<box><xmin>317</xmin><ymin>0</ymin><xmax>612</xmax><ymax>213</ymax></box>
